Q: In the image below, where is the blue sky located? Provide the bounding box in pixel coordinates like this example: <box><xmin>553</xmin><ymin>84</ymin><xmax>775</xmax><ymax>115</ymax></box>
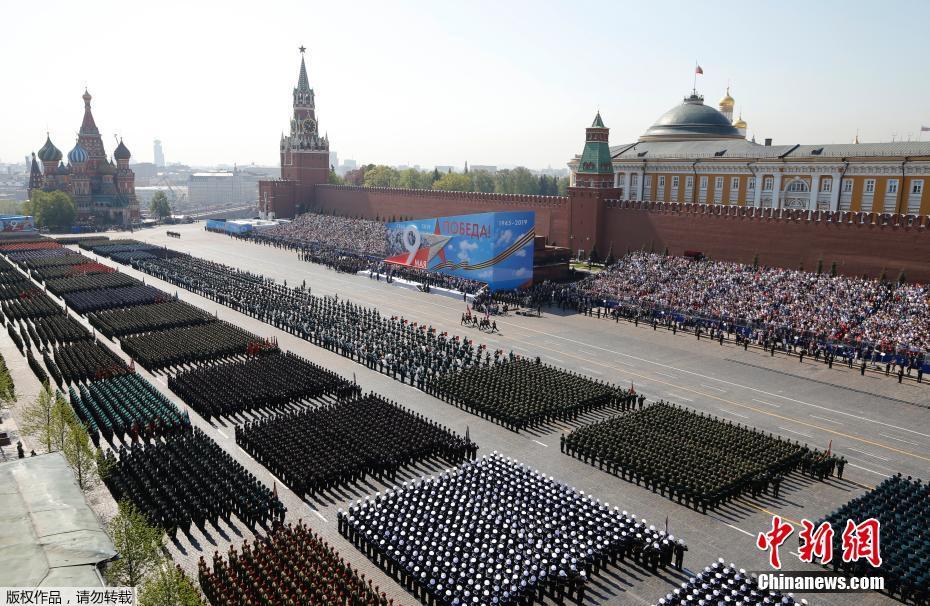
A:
<box><xmin>2</xmin><ymin>0</ymin><xmax>928</xmax><ymax>168</ymax></box>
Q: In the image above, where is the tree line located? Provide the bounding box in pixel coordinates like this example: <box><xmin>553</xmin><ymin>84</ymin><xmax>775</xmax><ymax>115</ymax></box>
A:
<box><xmin>330</xmin><ymin>165</ymin><xmax>569</xmax><ymax>196</ymax></box>
<box><xmin>15</xmin><ymin>379</ymin><xmax>201</xmax><ymax>605</ymax></box>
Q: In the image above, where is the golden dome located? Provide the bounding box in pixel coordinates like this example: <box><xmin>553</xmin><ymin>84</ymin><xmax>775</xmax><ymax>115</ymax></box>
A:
<box><xmin>733</xmin><ymin>114</ymin><xmax>747</xmax><ymax>129</ymax></box>
<box><xmin>718</xmin><ymin>87</ymin><xmax>735</xmax><ymax>110</ymax></box>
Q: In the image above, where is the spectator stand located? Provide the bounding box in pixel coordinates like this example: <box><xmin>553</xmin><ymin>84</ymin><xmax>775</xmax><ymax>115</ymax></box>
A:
<box><xmin>543</xmin><ymin>251</ymin><xmax>930</xmax><ymax>380</ymax></box>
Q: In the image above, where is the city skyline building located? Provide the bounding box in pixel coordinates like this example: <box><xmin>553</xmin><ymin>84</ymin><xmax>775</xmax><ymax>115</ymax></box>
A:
<box><xmin>154</xmin><ymin>139</ymin><xmax>165</xmax><ymax>167</ymax></box>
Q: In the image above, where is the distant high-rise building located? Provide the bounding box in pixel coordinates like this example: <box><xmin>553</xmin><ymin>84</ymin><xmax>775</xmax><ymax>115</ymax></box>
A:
<box><xmin>153</xmin><ymin>139</ymin><xmax>165</xmax><ymax>167</ymax></box>
<box><xmin>329</xmin><ymin>151</ymin><xmax>338</xmax><ymax>170</ymax></box>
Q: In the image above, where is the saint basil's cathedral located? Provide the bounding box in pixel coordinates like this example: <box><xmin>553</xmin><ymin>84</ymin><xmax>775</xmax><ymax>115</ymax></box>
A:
<box><xmin>29</xmin><ymin>90</ymin><xmax>140</xmax><ymax>227</ymax></box>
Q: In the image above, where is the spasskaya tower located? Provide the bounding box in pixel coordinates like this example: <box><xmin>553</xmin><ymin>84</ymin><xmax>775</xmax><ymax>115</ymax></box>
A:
<box><xmin>259</xmin><ymin>47</ymin><xmax>330</xmax><ymax>219</ymax></box>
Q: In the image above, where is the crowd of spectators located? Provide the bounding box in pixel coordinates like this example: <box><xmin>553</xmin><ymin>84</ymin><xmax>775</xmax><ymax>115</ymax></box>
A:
<box><xmin>529</xmin><ymin>251</ymin><xmax>929</xmax><ymax>357</ymax></box>
<box><xmin>253</xmin><ymin>212</ymin><xmax>388</xmax><ymax>257</ymax></box>
<box><xmin>231</xmin><ymin>213</ymin><xmax>490</xmax><ymax>295</ymax></box>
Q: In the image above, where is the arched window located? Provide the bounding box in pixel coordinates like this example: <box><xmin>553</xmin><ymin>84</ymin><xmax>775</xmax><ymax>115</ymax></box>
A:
<box><xmin>786</xmin><ymin>179</ymin><xmax>809</xmax><ymax>193</ymax></box>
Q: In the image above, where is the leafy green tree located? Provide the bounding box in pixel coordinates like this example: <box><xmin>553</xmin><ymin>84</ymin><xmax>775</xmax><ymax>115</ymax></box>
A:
<box><xmin>63</xmin><ymin>417</ymin><xmax>99</xmax><ymax>491</ymax></box>
<box><xmin>538</xmin><ymin>175</ymin><xmax>554</xmax><ymax>196</ymax></box>
<box><xmin>363</xmin><ymin>165</ymin><xmax>401</xmax><ymax>188</ymax></box>
<box><xmin>431</xmin><ymin>167</ymin><xmax>441</xmax><ymax>183</ymax></box>
<box><xmin>139</xmin><ymin>564</ymin><xmax>204</xmax><ymax>606</ymax></box>
<box><xmin>432</xmin><ymin>173</ymin><xmax>473</xmax><ymax>192</ymax></box>
<box><xmin>398</xmin><ymin>168</ymin><xmax>430</xmax><ymax>190</ymax></box>
<box><xmin>556</xmin><ymin>177</ymin><xmax>569</xmax><ymax>196</ymax></box>
<box><xmin>327</xmin><ymin>166</ymin><xmax>344</xmax><ymax>185</ymax></box>
<box><xmin>471</xmin><ymin>170</ymin><xmax>495</xmax><ymax>193</ymax></box>
<box><xmin>106</xmin><ymin>500</ymin><xmax>164</xmax><ymax>588</ymax></box>
<box><xmin>51</xmin><ymin>391</ymin><xmax>77</xmax><ymax>453</ymax></box>
<box><xmin>24</xmin><ymin>190</ymin><xmax>76</xmax><ymax>231</ymax></box>
<box><xmin>96</xmin><ymin>446</ymin><xmax>115</xmax><ymax>481</ymax></box>
<box><xmin>494</xmin><ymin>169</ymin><xmax>515</xmax><ymax>194</ymax></box>
<box><xmin>511</xmin><ymin>167</ymin><xmax>539</xmax><ymax>195</ymax></box>
<box><xmin>149</xmin><ymin>191</ymin><xmax>172</xmax><ymax>220</ymax></box>
<box><xmin>20</xmin><ymin>382</ymin><xmax>55</xmax><ymax>453</ymax></box>
<box><xmin>0</xmin><ymin>353</ymin><xmax>15</xmax><ymax>419</ymax></box>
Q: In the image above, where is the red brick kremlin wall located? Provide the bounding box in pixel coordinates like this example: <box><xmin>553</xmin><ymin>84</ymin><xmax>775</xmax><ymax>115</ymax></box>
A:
<box><xmin>598</xmin><ymin>201</ymin><xmax>930</xmax><ymax>282</ymax></box>
<box><xmin>312</xmin><ymin>185</ymin><xmax>930</xmax><ymax>282</ymax></box>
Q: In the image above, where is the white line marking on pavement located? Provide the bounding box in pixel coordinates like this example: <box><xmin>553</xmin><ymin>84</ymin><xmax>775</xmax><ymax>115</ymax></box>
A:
<box><xmin>846</xmin><ymin>447</ymin><xmax>891</xmax><ymax>462</ymax></box>
<box><xmin>216</xmin><ymin>429</ymin><xmax>229</xmax><ymax>439</ymax></box>
<box><xmin>312</xmin><ymin>510</ymin><xmax>328</xmax><ymax>523</ymax></box>
<box><xmin>721</xmin><ymin>521</ymin><xmax>754</xmax><ymax>537</ymax></box>
<box><xmin>487</xmin><ymin>323</ymin><xmax>929</xmax><ymax>439</ymax></box>
<box><xmin>666</xmin><ymin>393</ymin><xmax>694</xmax><ymax>402</ymax></box>
<box><xmin>718</xmin><ymin>408</ymin><xmax>749</xmax><ymax>419</ymax></box>
<box><xmin>543</xmin><ymin>354</ymin><xmax>565</xmax><ymax>364</ymax></box>
<box><xmin>615</xmin><ymin>359</ymin><xmax>634</xmax><ymax>366</ymax></box>
<box><xmin>655</xmin><ymin>371</ymin><xmax>676</xmax><ymax>378</ymax></box>
<box><xmin>809</xmin><ymin>415</ymin><xmax>843</xmax><ymax>425</ymax></box>
<box><xmin>848</xmin><ymin>463</ymin><xmax>891</xmax><ymax>477</ymax></box>
<box><xmin>879</xmin><ymin>433</ymin><xmax>923</xmax><ymax>447</ymax></box>
<box><xmin>532</xmin><ymin>440</ymin><xmax>549</xmax><ymax>448</ymax></box>
<box><xmin>778</xmin><ymin>426</ymin><xmax>813</xmax><ymax>439</ymax></box>
<box><xmin>581</xmin><ymin>366</ymin><xmax>604</xmax><ymax>376</ymax></box>
<box><xmin>700</xmin><ymin>384</ymin><xmax>727</xmax><ymax>392</ymax></box>
<box><xmin>752</xmin><ymin>398</ymin><xmax>781</xmax><ymax>408</ymax></box>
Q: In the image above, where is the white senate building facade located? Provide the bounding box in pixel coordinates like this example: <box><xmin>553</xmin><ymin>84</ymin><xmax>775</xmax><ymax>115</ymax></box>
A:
<box><xmin>570</xmin><ymin>90</ymin><xmax>930</xmax><ymax>216</ymax></box>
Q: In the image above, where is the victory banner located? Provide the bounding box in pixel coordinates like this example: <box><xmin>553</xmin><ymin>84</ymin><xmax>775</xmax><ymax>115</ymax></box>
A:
<box><xmin>0</xmin><ymin>215</ymin><xmax>36</xmax><ymax>233</ymax></box>
<box><xmin>385</xmin><ymin>211</ymin><xmax>535</xmax><ymax>291</ymax></box>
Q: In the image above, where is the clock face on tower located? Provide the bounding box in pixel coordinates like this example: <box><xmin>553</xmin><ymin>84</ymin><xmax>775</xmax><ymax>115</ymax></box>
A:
<box><xmin>303</xmin><ymin>118</ymin><xmax>316</xmax><ymax>132</ymax></box>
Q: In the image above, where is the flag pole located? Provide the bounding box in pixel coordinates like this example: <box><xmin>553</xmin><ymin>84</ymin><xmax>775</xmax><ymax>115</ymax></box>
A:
<box><xmin>693</xmin><ymin>62</ymin><xmax>697</xmax><ymax>95</ymax></box>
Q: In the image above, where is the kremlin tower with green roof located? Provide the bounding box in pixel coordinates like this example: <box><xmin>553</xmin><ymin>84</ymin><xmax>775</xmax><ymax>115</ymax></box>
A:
<box><xmin>574</xmin><ymin>112</ymin><xmax>615</xmax><ymax>188</ymax></box>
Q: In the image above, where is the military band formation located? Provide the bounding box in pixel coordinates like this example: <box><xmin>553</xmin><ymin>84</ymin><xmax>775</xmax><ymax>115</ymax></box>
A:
<box><xmin>339</xmin><ymin>453</ymin><xmax>682</xmax><ymax>606</ymax></box>
<box><xmin>0</xmin><ymin>233</ymin><xmax>924</xmax><ymax>605</ymax></box>
<box><xmin>654</xmin><ymin>559</ymin><xmax>806</xmax><ymax>606</ymax></box>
